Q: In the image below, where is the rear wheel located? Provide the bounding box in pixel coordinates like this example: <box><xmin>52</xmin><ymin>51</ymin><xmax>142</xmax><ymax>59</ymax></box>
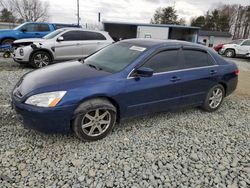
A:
<box><xmin>73</xmin><ymin>98</ymin><xmax>117</xmax><ymax>141</ymax></box>
<box><xmin>201</xmin><ymin>84</ymin><xmax>225</xmax><ymax>112</ymax></box>
<box><xmin>30</xmin><ymin>51</ymin><xmax>52</xmax><ymax>68</ymax></box>
<box><xmin>225</xmin><ymin>49</ymin><xmax>235</xmax><ymax>58</ymax></box>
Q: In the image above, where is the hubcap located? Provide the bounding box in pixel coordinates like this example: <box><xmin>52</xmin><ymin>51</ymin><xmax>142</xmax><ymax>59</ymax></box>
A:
<box><xmin>209</xmin><ymin>88</ymin><xmax>223</xmax><ymax>109</ymax></box>
<box><xmin>226</xmin><ymin>51</ymin><xmax>233</xmax><ymax>57</ymax></box>
<box><xmin>34</xmin><ymin>54</ymin><xmax>50</xmax><ymax>68</ymax></box>
<box><xmin>81</xmin><ymin>109</ymin><xmax>111</xmax><ymax>137</ymax></box>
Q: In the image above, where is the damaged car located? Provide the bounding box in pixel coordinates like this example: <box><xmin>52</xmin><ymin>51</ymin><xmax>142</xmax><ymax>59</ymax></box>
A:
<box><xmin>12</xmin><ymin>28</ymin><xmax>114</xmax><ymax>68</ymax></box>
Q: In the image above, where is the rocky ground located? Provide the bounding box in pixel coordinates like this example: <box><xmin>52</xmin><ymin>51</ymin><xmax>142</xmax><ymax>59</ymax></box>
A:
<box><xmin>0</xmin><ymin>56</ymin><xmax>250</xmax><ymax>187</ymax></box>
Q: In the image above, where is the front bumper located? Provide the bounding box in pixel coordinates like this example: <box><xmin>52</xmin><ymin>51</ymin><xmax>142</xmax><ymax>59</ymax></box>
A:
<box><xmin>12</xmin><ymin>99</ymin><xmax>77</xmax><ymax>134</ymax></box>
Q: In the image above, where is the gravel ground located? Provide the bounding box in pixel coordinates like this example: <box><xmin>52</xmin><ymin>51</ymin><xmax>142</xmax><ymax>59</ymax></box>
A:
<box><xmin>0</xmin><ymin>57</ymin><xmax>250</xmax><ymax>188</ymax></box>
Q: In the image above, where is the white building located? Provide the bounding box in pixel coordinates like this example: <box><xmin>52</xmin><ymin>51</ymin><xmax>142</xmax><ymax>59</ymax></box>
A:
<box><xmin>198</xmin><ymin>30</ymin><xmax>232</xmax><ymax>47</ymax></box>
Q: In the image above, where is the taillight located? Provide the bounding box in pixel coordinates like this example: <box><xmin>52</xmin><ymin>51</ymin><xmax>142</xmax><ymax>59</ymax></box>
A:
<box><xmin>234</xmin><ymin>69</ymin><xmax>240</xmax><ymax>75</ymax></box>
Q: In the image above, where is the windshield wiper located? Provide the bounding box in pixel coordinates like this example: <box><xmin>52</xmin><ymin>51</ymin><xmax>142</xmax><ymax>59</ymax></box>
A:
<box><xmin>87</xmin><ymin>63</ymin><xmax>102</xmax><ymax>71</ymax></box>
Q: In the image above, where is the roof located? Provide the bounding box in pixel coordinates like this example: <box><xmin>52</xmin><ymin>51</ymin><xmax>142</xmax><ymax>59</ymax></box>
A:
<box><xmin>199</xmin><ymin>30</ymin><xmax>232</xmax><ymax>37</ymax></box>
<box><xmin>119</xmin><ymin>38</ymin><xmax>201</xmax><ymax>48</ymax></box>
<box><xmin>103</xmin><ymin>21</ymin><xmax>200</xmax><ymax>30</ymax></box>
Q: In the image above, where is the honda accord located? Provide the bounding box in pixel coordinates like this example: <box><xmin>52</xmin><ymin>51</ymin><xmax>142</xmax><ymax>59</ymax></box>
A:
<box><xmin>12</xmin><ymin>39</ymin><xmax>239</xmax><ymax>141</ymax></box>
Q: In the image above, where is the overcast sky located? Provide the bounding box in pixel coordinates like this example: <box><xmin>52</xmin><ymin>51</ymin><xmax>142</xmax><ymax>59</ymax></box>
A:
<box><xmin>41</xmin><ymin>0</ymin><xmax>249</xmax><ymax>25</ymax></box>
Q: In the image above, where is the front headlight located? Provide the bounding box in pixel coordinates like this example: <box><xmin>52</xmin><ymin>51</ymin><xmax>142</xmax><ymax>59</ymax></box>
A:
<box><xmin>25</xmin><ymin>91</ymin><xmax>67</xmax><ymax>107</ymax></box>
<box><xmin>19</xmin><ymin>48</ymin><xmax>24</xmax><ymax>56</ymax></box>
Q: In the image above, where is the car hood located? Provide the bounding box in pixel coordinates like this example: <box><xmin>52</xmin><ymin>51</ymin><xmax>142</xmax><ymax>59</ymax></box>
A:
<box><xmin>13</xmin><ymin>38</ymin><xmax>47</xmax><ymax>44</ymax></box>
<box><xmin>0</xmin><ymin>29</ymin><xmax>13</xmax><ymax>33</ymax></box>
<box><xmin>16</xmin><ymin>61</ymin><xmax>112</xmax><ymax>97</ymax></box>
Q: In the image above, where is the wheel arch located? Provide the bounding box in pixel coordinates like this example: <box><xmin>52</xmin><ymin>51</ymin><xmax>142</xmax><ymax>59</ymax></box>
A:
<box><xmin>0</xmin><ymin>37</ymin><xmax>17</xmax><ymax>44</ymax></box>
<box><xmin>73</xmin><ymin>96</ymin><xmax>121</xmax><ymax>122</ymax></box>
<box><xmin>29</xmin><ymin>48</ymin><xmax>54</xmax><ymax>62</ymax></box>
<box><xmin>218</xmin><ymin>82</ymin><xmax>227</xmax><ymax>96</ymax></box>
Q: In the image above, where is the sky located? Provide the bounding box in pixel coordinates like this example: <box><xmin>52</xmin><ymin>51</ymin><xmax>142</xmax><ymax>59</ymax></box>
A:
<box><xmin>41</xmin><ymin>0</ymin><xmax>249</xmax><ymax>25</ymax></box>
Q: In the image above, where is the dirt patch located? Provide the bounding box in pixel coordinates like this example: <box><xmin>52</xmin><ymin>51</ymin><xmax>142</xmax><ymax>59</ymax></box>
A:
<box><xmin>235</xmin><ymin>70</ymin><xmax>250</xmax><ymax>97</ymax></box>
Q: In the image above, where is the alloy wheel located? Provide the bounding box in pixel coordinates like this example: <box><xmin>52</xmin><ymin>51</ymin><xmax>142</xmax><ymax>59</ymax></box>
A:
<box><xmin>81</xmin><ymin>109</ymin><xmax>111</xmax><ymax>137</ymax></box>
<box><xmin>209</xmin><ymin>88</ymin><xmax>223</xmax><ymax>109</ymax></box>
<box><xmin>34</xmin><ymin>53</ymin><xmax>50</xmax><ymax>68</ymax></box>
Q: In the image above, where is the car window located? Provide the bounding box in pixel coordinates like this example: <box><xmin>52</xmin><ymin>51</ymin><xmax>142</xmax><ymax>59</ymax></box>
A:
<box><xmin>241</xmin><ymin>40</ymin><xmax>250</xmax><ymax>46</ymax></box>
<box><xmin>142</xmin><ymin>50</ymin><xmax>180</xmax><ymax>73</ymax></box>
<box><xmin>62</xmin><ymin>31</ymin><xmax>106</xmax><ymax>41</ymax></box>
<box><xmin>85</xmin><ymin>43</ymin><xmax>144</xmax><ymax>73</ymax></box>
<box><xmin>22</xmin><ymin>23</ymin><xmax>37</xmax><ymax>32</ymax></box>
<box><xmin>37</xmin><ymin>24</ymin><xmax>50</xmax><ymax>32</ymax></box>
<box><xmin>84</xmin><ymin>31</ymin><xmax>106</xmax><ymax>40</ymax></box>
<box><xmin>182</xmin><ymin>50</ymin><xmax>215</xmax><ymax>69</ymax></box>
<box><xmin>62</xmin><ymin>31</ymin><xmax>81</xmax><ymax>41</ymax></box>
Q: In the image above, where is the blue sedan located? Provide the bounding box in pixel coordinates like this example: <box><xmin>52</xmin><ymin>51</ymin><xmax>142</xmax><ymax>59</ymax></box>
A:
<box><xmin>12</xmin><ymin>39</ymin><xmax>238</xmax><ymax>141</ymax></box>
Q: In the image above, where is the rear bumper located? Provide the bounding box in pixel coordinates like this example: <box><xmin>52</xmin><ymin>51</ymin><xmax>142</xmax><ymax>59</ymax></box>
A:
<box><xmin>12</xmin><ymin>99</ymin><xmax>77</xmax><ymax>133</ymax></box>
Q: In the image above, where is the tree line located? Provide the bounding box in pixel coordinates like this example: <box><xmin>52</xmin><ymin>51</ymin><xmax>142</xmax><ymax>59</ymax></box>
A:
<box><xmin>151</xmin><ymin>4</ymin><xmax>250</xmax><ymax>39</ymax></box>
<box><xmin>191</xmin><ymin>4</ymin><xmax>250</xmax><ymax>39</ymax></box>
<box><xmin>0</xmin><ymin>0</ymin><xmax>49</xmax><ymax>23</ymax></box>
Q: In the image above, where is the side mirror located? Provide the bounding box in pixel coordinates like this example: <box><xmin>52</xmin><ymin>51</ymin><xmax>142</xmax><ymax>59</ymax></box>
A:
<box><xmin>131</xmin><ymin>67</ymin><xmax>153</xmax><ymax>78</ymax></box>
<box><xmin>57</xmin><ymin>36</ymin><xmax>64</xmax><ymax>42</ymax></box>
<box><xmin>21</xmin><ymin>28</ymin><xmax>27</xmax><ymax>32</ymax></box>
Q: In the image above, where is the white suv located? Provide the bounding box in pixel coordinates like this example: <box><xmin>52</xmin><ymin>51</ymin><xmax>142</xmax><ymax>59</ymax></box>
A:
<box><xmin>12</xmin><ymin>28</ymin><xmax>114</xmax><ymax>68</ymax></box>
<box><xmin>220</xmin><ymin>39</ymin><xmax>250</xmax><ymax>58</ymax></box>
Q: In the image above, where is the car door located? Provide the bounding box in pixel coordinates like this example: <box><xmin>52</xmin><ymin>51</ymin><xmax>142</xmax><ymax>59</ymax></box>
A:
<box><xmin>54</xmin><ymin>30</ymin><xmax>84</xmax><ymax>60</ymax></box>
<box><xmin>123</xmin><ymin>49</ymin><xmax>184</xmax><ymax>118</ymax></box>
<box><xmin>81</xmin><ymin>31</ymin><xmax>109</xmax><ymax>57</ymax></box>
<box><xmin>237</xmin><ymin>40</ymin><xmax>250</xmax><ymax>55</ymax></box>
<box><xmin>18</xmin><ymin>23</ymin><xmax>50</xmax><ymax>38</ymax></box>
<box><xmin>178</xmin><ymin>48</ymin><xmax>220</xmax><ymax>106</ymax></box>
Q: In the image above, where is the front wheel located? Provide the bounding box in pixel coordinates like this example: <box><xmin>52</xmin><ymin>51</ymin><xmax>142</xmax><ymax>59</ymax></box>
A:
<box><xmin>72</xmin><ymin>98</ymin><xmax>117</xmax><ymax>141</ymax></box>
<box><xmin>225</xmin><ymin>49</ymin><xmax>235</xmax><ymax>58</ymax></box>
<box><xmin>30</xmin><ymin>51</ymin><xmax>52</xmax><ymax>68</ymax></box>
<box><xmin>201</xmin><ymin>84</ymin><xmax>225</xmax><ymax>112</ymax></box>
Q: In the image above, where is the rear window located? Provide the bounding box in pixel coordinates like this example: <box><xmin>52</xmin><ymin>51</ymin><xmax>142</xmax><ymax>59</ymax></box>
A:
<box><xmin>183</xmin><ymin>50</ymin><xmax>215</xmax><ymax>68</ymax></box>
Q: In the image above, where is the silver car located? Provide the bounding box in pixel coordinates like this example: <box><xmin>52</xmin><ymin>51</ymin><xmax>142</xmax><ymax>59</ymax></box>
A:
<box><xmin>12</xmin><ymin>28</ymin><xmax>114</xmax><ymax>68</ymax></box>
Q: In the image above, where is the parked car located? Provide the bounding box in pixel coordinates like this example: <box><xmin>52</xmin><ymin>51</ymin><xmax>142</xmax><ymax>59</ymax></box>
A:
<box><xmin>213</xmin><ymin>40</ymin><xmax>244</xmax><ymax>55</ymax></box>
<box><xmin>12</xmin><ymin>39</ymin><xmax>239</xmax><ymax>141</ymax></box>
<box><xmin>12</xmin><ymin>28</ymin><xmax>114</xmax><ymax>68</ymax></box>
<box><xmin>220</xmin><ymin>39</ymin><xmax>250</xmax><ymax>58</ymax></box>
<box><xmin>0</xmin><ymin>22</ymin><xmax>81</xmax><ymax>45</ymax></box>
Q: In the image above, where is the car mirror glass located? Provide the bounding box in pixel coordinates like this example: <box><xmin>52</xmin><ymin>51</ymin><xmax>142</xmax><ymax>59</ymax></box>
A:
<box><xmin>131</xmin><ymin>67</ymin><xmax>153</xmax><ymax>78</ymax></box>
<box><xmin>57</xmin><ymin>36</ymin><xmax>64</xmax><ymax>42</ymax></box>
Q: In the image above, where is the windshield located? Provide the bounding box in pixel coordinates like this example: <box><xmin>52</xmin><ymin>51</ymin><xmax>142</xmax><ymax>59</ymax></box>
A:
<box><xmin>229</xmin><ymin>40</ymin><xmax>244</xmax><ymax>45</ymax></box>
<box><xmin>14</xmin><ymin>23</ymin><xmax>26</xmax><ymax>30</ymax></box>
<box><xmin>85</xmin><ymin>43</ymin><xmax>146</xmax><ymax>73</ymax></box>
<box><xmin>43</xmin><ymin>29</ymin><xmax>66</xmax><ymax>39</ymax></box>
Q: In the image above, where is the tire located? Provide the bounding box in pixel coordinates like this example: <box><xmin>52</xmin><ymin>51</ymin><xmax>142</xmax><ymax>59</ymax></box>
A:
<box><xmin>30</xmin><ymin>51</ymin><xmax>52</xmax><ymax>68</ymax></box>
<box><xmin>218</xmin><ymin>48</ymin><xmax>224</xmax><ymax>55</ymax></box>
<box><xmin>72</xmin><ymin>98</ymin><xmax>117</xmax><ymax>141</ymax></box>
<box><xmin>201</xmin><ymin>84</ymin><xmax>225</xmax><ymax>112</ymax></box>
<box><xmin>225</xmin><ymin>49</ymin><xmax>235</xmax><ymax>58</ymax></box>
<box><xmin>1</xmin><ymin>38</ymin><xmax>14</xmax><ymax>45</ymax></box>
<box><xmin>3</xmin><ymin>52</ymin><xmax>11</xmax><ymax>58</ymax></box>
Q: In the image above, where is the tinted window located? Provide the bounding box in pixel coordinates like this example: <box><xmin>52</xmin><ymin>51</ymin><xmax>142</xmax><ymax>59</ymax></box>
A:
<box><xmin>85</xmin><ymin>32</ymin><xmax>106</xmax><ymax>40</ymax></box>
<box><xmin>22</xmin><ymin>23</ymin><xmax>37</xmax><ymax>32</ymax></box>
<box><xmin>62</xmin><ymin>31</ymin><xmax>106</xmax><ymax>41</ymax></box>
<box><xmin>241</xmin><ymin>40</ymin><xmax>250</xmax><ymax>46</ymax></box>
<box><xmin>183</xmin><ymin>50</ymin><xmax>215</xmax><ymax>68</ymax></box>
<box><xmin>143</xmin><ymin>50</ymin><xmax>179</xmax><ymax>73</ymax></box>
<box><xmin>37</xmin><ymin>24</ymin><xmax>50</xmax><ymax>32</ymax></box>
<box><xmin>62</xmin><ymin>31</ymin><xmax>82</xmax><ymax>41</ymax></box>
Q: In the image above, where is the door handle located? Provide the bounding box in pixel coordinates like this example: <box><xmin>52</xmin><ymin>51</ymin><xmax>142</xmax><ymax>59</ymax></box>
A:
<box><xmin>35</xmin><ymin>33</ymin><xmax>40</xmax><ymax>35</ymax></box>
<box><xmin>76</xmin><ymin>43</ymin><xmax>81</xmax><ymax>45</ymax></box>
<box><xmin>170</xmin><ymin>76</ymin><xmax>181</xmax><ymax>82</ymax></box>
<box><xmin>210</xmin><ymin>70</ymin><xmax>217</xmax><ymax>75</ymax></box>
